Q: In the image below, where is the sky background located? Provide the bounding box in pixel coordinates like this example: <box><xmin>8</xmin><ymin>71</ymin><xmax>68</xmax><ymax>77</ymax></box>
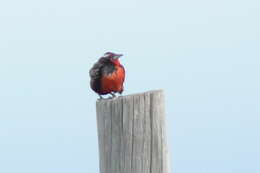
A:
<box><xmin>0</xmin><ymin>0</ymin><xmax>260</xmax><ymax>173</ymax></box>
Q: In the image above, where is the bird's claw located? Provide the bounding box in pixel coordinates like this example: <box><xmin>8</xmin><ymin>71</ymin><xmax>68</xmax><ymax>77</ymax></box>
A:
<box><xmin>98</xmin><ymin>93</ymin><xmax>118</xmax><ymax>100</ymax></box>
<box><xmin>98</xmin><ymin>95</ymin><xmax>104</xmax><ymax>100</ymax></box>
<box><xmin>109</xmin><ymin>92</ymin><xmax>116</xmax><ymax>99</ymax></box>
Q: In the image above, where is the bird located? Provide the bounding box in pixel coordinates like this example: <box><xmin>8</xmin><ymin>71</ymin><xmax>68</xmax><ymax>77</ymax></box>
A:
<box><xmin>89</xmin><ymin>52</ymin><xmax>125</xmax><ymax>99</ymax></box>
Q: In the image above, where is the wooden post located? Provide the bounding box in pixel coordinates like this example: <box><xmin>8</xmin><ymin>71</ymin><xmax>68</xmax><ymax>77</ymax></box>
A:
<box><xmin>96</xmin><ymin>90</ymin><xmax>170</xmax><ymax>173</ymax></box>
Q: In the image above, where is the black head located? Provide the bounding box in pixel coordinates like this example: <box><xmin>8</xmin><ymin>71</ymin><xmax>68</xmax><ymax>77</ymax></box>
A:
<box><xmin>103</xmin><ymin>52</ymin><xmax>123</xmax><ymax>60</ymax></box>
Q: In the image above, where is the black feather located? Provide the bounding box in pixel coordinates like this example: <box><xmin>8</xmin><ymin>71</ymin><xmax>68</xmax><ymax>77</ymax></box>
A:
<box><xmin>89</xmin><ymin>57</ymin><xmax>115</xmax><ymax>94</ymax></box>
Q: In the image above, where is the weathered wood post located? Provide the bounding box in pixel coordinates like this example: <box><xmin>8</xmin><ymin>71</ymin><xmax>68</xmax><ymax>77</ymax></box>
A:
<box><xmin>96</xmin><ymin>90</ymin><xmax>170</xmax><ymax>173</ymax></box>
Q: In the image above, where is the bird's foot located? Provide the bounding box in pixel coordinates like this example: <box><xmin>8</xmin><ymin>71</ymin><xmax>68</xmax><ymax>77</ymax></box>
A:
<box><xmin>108</xmin><ymin>92</ymin><xmax>116</xmax><ymax>99</ymax></box>
<box><xmin>98</xmin><ymin>95</ymin><xmax>104</xmax><ymax>100</ymax></box>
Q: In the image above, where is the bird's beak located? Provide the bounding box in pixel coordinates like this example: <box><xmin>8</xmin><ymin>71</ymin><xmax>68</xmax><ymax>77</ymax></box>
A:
<box><xmin>113</xmin><ymin>54</ymin><xmax>123</xmax><ymax>59</ymax></box>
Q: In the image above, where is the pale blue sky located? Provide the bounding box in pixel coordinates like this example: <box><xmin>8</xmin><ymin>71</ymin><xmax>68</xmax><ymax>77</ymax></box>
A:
<box><xmin>0</xmin><ymin>0</ymin><xmax>260</xmax><ymax>173</ymax></box>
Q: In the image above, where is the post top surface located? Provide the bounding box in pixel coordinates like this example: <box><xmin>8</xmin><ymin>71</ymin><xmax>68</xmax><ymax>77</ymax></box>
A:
<box><xmin>96</xmin><ymin>89</ymin><xmax>164</xmax><ymax>103</ymax></box>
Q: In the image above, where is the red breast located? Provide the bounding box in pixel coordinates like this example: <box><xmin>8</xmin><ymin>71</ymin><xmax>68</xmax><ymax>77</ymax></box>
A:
<box><xmin>100</xmin><ymin>65</ymin><xmax>125</xmax><ymax>94</ymax></box>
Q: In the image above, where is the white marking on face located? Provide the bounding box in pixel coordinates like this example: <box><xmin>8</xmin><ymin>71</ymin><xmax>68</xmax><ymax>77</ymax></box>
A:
<box><xmin>103</xmin><ymin>53</ymin><xmax>110</xmax><ymax>58</ymax></box>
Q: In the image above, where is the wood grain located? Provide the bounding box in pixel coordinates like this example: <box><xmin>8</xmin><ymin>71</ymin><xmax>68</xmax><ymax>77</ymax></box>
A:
<box><xmin>96</xmin><ymin>90</ymin><xmax>170</xmax><ymax>173</ymax></box>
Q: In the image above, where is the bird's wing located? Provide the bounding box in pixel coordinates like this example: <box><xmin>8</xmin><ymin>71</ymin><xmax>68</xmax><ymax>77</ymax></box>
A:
<box><xmin>89</xmin><ymin>63</ymin><xmax>101</xmax><ymax>79</ymax></box>
<box><xmin>89</xmin><ymin>58</ymin><xmax>107</xmax><ymax>79</ymax></box>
